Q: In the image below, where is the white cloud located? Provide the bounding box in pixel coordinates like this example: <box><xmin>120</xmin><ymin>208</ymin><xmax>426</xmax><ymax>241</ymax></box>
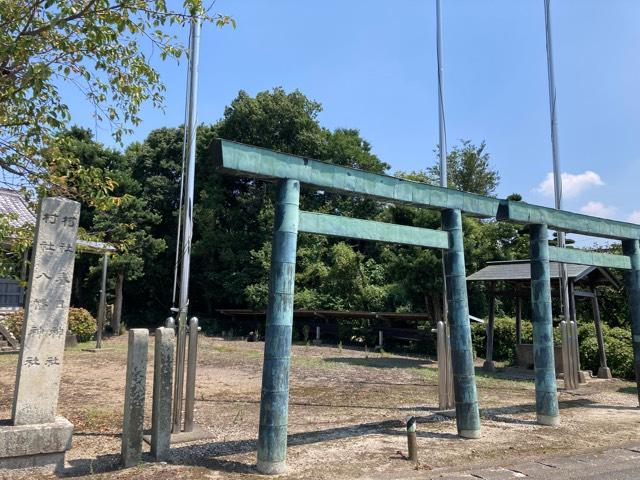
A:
<box><xmin>535</xmin><ymin>171</ymin><xmax>604</xmax><ymax>198</ymax></box>
<box><xmin>579</xmin><ymin>201</ymin><xmax>617</xmax><ymax>218</ymax></box>
<box><xmin>628</xmin><ymin>211</ymin><xmax>640</xmax><ymax>224</ymax></box>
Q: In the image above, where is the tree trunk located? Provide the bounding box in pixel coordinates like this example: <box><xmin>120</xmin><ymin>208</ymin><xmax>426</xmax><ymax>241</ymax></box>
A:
<box><xmin>112</xmin><ymin>271</ymin><xmax>124</xmax><ymax>335</ymax></box>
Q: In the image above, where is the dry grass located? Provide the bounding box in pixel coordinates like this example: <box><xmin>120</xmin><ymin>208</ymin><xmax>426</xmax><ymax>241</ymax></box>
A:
<box><xmin>0</xmin><ymin>335</ymin><xmax>638</xmax><ymax>479</ymax></box>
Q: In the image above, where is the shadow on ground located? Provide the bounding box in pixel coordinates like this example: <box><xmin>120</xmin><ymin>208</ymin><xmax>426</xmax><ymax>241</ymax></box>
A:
<box><xmin>57</xmin><ymin>398</ymin><xmax>624</xmax><ymax>477</ymax></box>
<box><xmin>325</xmin><ymin>356</ymin><xmax>432</xmax><ymax>369</ymax></box>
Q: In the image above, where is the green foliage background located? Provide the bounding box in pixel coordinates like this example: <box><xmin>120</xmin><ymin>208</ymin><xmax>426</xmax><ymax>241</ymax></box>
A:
<box><xmin>2</xmin><ymin>307</ymin><xmax>96</xmax><ymax>343</ymax></box>
<box><xmin>6</xmin><ymin>87</ymin><xmax>631</xmax><ymax>378</ymax></box>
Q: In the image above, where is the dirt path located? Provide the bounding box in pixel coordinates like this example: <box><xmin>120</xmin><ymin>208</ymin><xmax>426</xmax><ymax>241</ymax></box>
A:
<box><xmin>0</xmin><ymin>335</ymin><xmax>638</xmax><ymax>479</ymax></box>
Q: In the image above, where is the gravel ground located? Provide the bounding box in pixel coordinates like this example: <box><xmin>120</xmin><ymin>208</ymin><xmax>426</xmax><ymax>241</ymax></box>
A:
<box><xmin>0</xmin><ymin>335</ymin><xmax>638</xmax><ymax>479</ymax></box>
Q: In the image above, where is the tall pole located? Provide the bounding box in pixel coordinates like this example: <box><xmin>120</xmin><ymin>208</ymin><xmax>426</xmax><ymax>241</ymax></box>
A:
<box><xmin>435</xmin><ymin>0</ymin><xmax>454</xmax><ymax>408</ymax></box>
<box><xmin>436</xmin><ymin>0</ymin><xmax>447</xmax><ymax>188</ymax></box>
<box><xmin>543</xmin><ymin>1</ymin><xmax>571</xmax><ymax>326</ymax></box>
<box><xmin>172</xmin><ymin>15</ymin><xmax>201</xmax><ymax>434</ymax></box>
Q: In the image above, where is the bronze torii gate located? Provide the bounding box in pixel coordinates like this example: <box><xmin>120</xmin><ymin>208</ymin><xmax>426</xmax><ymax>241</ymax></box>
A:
<box><xmin>211</xmin><ymin>139</ymin><xmax>640</xmax><ymax>475</ymax></box>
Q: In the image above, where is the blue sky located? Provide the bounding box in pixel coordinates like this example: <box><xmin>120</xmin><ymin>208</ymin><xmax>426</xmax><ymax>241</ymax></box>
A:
<box><xmin>66</xmin><ymin>0</ymin><xmax>640</xmax><ymax>233</ymax></box>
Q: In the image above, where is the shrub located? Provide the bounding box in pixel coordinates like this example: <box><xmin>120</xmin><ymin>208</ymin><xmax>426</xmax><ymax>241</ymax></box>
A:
<box><xmin>1</xmin><ymin>309</ymin><xmax>24</xmax><ymax>341</ymax></box>
<box><xmin>472</xmin><ymin>315</ymin><xmax>635</xmax><ymax>380</ymax></box>
<box><xmin>471</xmin><ymin>317</ymin><xmax>533</xmax><ymax>363</ymax></box>
<box><xmin>579</xmin><ymin>323</ymin><xmax>633</xmax><ymax>379</ymax></box>
<box><xmin>0</xmin><ymin>307</ymin><xmax>96</xmax><ymax>343</ymax></box>
<box><xmin>68</xmin><ymin>308</ymin><xmax>97</xmax><ymax>342</ymax></box>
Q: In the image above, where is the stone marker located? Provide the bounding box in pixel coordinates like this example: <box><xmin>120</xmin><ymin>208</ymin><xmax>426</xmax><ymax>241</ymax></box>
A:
<box><xmin>0</xmin><ymin>197</ymin><xmax>80</xmax><ymax>471</ymax></box>
<box><xmin>121</xmin><ymin>329</ymin><xmax>149</xmax><ymax>467</ymax></box>
<box><xmin>151</xmin><ymin>327</ymin><xmax>174</xmax><ymax>460</ymax></box>
<box><xmin>12</xmin><ymin>197</ymin><xmax>80</xmax><ymax>425</ymax></box>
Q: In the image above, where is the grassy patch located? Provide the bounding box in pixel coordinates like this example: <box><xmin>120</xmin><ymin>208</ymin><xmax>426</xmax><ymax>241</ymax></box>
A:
<box><xmin>66</xmin><ymin>340</ymin><xmax>128</xmax><ymax>352</ymax></box>
<box><xmin>0</xmin><ymin>353</ymin><xmax>18</xmax><ymax>364</ymax></box>
<box><xmin>294</xmin><ymin>355</ymin><xmax>339</xmax><ymax>369</ymax></box>
<box><xmin>411</xmin><ymin>366</ymin><xmax>534</xmax><ymax>390</ymax></box>
<box><xmin>617</xmin><ymin>386</ymin><xmax>638</xmax><ymax>395</ymax></box>
<box><xmin>474</xmin><ymin>371</ymin><xmax>534</xmax><ymax>390</ymax></box>
<box><xmin>411</xmin><ymin>367</ymin><xmax>439</xmax><ymax>382</ymax></box>
<box><xmin>75</xmin><ymin>405</ymin><xmax>121</xmax><ymax>431</ymax></box>
<box><xmin>213</xmin><ymin>345</ymin><xmax>237</xmax><ymax>354</ymax></box>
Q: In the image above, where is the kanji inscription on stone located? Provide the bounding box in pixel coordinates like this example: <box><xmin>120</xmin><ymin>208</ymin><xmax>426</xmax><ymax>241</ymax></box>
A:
<box><xmin>12</xmin><ymin>197</ymin><xmax>80</xmax><ymax>425</ymax></box>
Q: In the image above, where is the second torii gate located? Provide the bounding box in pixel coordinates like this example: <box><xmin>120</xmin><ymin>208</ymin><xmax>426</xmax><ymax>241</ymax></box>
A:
<box><xmin>211</xmin><ymin>139</ymin><xmax>640</xmax><ymax>475</ymax></box>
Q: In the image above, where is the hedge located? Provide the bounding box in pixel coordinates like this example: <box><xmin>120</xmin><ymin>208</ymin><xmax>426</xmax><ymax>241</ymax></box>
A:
<box><xmin>1</xmin><ymin>307</ymin><xmax>97</xmax><ymax>343</ymax></box>
<box><xmin>471</xmin><ymin>316</ymin><xmax>635</xmax><ymax>379</ymax></box>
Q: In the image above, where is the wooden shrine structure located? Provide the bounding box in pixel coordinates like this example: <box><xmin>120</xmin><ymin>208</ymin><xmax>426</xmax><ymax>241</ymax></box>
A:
<box><xmin>468</xmin><ymin>260</ymin><xmax>619</xmax><ymax>379</ymax></box>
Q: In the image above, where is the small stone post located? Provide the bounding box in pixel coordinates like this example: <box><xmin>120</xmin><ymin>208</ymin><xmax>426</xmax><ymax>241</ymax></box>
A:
<box><xmin>569</xmin><ymin>281</ymin><xmax>585</xmax><ymax>384</ymax></box>
<box><xmin>530</xmin><ymin>224</ymin><xmax>560</xmax><ymax>425</ymax></box>
<box><xmin>622</xmin><ymin>239</ymin><xmax>640</xmax><ymax>405</ymax></box>
<box><xmin>121</xmin><ymin>329</ymin><xmax>148</xmax><ymax>467</ymax></box>
<box><xmin>560</xmin><ymin>321</ymin><xmax>575</xmax><ymax>389</ymax></box>
<box><xmin>316</xmin><ymin>326</ymin><xmax>321</xmax><ymax>342</ymax></box>
<box><xmin>378</xmin><ymin>330</ymin><xmax>384</xmax><ymax>349</ymax></box>
<box><xmin>437</xmin><ymin>321</ymin><xmax>454</xmax><ymax>410</ymax></box>
<box><xmin>406</xmin><ymin>416</ymin><xmax>418</xmax><ymax>463</ymax></box>
<box><xmin>151</xmin><ymin>327</ymin><xmax>175</xmax><ymax>460</ymax></box>
<box><xmin>442</xmin><ymin>208</ymin><xmax>480</xmax><ymax>439</ymax></box>
<box><xmin>257</xmin><ymin>179</ymin><xmax>300</xmax><ymax>475</ymax></box>
<box><xmin>95</xmin><ymin>253</ymin><xmax>109</xmax><ymax>349</ymax></box>
<box><xmin>184</xmin><ymin>317</ymin><xmax>199</xmax><ymax>433</ymax></box>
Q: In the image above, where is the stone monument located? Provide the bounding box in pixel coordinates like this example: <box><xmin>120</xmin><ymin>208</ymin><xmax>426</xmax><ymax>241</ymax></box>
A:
<box><xmin>0</xmin><ymin>197</ymin><xmax>80</xmax><ymax>471</ymax></box>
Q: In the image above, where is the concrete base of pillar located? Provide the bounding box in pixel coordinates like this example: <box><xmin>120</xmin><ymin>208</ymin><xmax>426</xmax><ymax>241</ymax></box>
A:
<box><xmin>0</xmin><ymin>417</ymin><xmax>73</xmax><ymax>472</ymax></box>
<box><xmin>537</xmin><ymin>414</ymin><xmax>560</xmax><ymax>426</ymax></box>
<box><xmin>143</xmin><ymin>425</ymin><xmax>214</xmax><ymax>445</ymax></box>
<box><xmin>578</xmin><ymin>370</ymin><xmax>588</xmax><ymax>384</ymax></box>
<box><xmin>597</xmin><ymin>366</ymin><xmax>613</xmax><ymax>379</ymax></box>
<box><xmin>459</xmin><ymin>429</ymin><xmax>481</xmax><ymax>439</ymax></box>
<box><xmin>482</xmin><ymin>360</ymin><xmax>496</xmax><ymax>372</ymax></box>
<box><xmin>257</xmin><ymin>459</ymin><xmax>286</xmax><ymax>475</ymax></box>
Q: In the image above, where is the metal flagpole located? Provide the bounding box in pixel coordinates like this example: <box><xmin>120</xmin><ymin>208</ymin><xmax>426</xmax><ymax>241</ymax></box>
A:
<box><xmin>436</xmin><ymin>0</ymin><xmax>454</xmax><ymax>409</ymax></box>
<box><xmin>544</xmin><ymin>0</ymin><xmax>575</xmax><ymax>387</ymax></box>
<box><xmin>172</xmin><ymin>15</ymin><xmax>201</xmax><ymax>433</ymax></box>
<box><xmin>436</xmin><ymin>0</ymin><xmax>447</xmax><ymax>189</ymax></box>
<box><xmin>171</xmin><ymin>50</ymin><xmax>193</xmax><ymax>308</ymax></box>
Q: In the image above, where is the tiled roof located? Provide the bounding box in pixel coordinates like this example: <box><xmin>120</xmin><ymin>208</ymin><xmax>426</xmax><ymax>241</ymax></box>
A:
<box><xmin>0</xmin><ymin>189</ymin><xmax>115</xmax><ymax>254</ymax></box>
<box><xmin>467</xmin><ymin>260</ymin><xmax>591</xmax><ymax>282</ymax></box>
<box><xmin>467</xmin><ymin>259</ymin><xmax>620</xmax><ymax>289</ymax></box>
<box><xmin>0</xmin><ymin>188</ymin><xmax>35</xmax><ymax>228</ymax></box>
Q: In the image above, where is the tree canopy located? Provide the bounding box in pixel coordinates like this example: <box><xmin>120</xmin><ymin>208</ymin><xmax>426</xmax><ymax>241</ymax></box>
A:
<box><xmin>55</xmin><ymin>88</ymin><xmax>544</xmax><ymax>329</ymax></box>
<box><xmin>0</xmin><ymin>0</ymin><xmax>232</xmax><ymax>201</ymax></box>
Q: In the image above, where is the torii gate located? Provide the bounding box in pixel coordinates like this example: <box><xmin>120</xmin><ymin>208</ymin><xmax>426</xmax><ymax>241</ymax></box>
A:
<box><xmin>211</xmin><ymin>139</ymin><xmax>640</xmax><ymax>475</ymax></box>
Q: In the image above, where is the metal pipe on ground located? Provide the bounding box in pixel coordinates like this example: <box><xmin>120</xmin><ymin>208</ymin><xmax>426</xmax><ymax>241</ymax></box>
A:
<box><xmin>406</xmin><ymin>416</ymin><xmax>418</xmax><ymax>463</ymax></box>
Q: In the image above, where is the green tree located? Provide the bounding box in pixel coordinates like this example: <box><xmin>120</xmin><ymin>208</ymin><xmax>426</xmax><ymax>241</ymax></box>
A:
<box><xmin>429</xmin><ymin>140</ymin><xmax>500</xmax><ymax>196</ymax></box>
<box><xmin>51</xmin><ymin>127</ymin><xmax>167</xmax><ymax>328</ymax></box>
<box><xmin>92</xmin><ymin>196</ymin><xmax>166</xmax><ymax>330</ymax></box>
<box><xmin>0</xmin><ymin>0</ymin><xmax>232</xmax><ymax>199</ymax></box>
